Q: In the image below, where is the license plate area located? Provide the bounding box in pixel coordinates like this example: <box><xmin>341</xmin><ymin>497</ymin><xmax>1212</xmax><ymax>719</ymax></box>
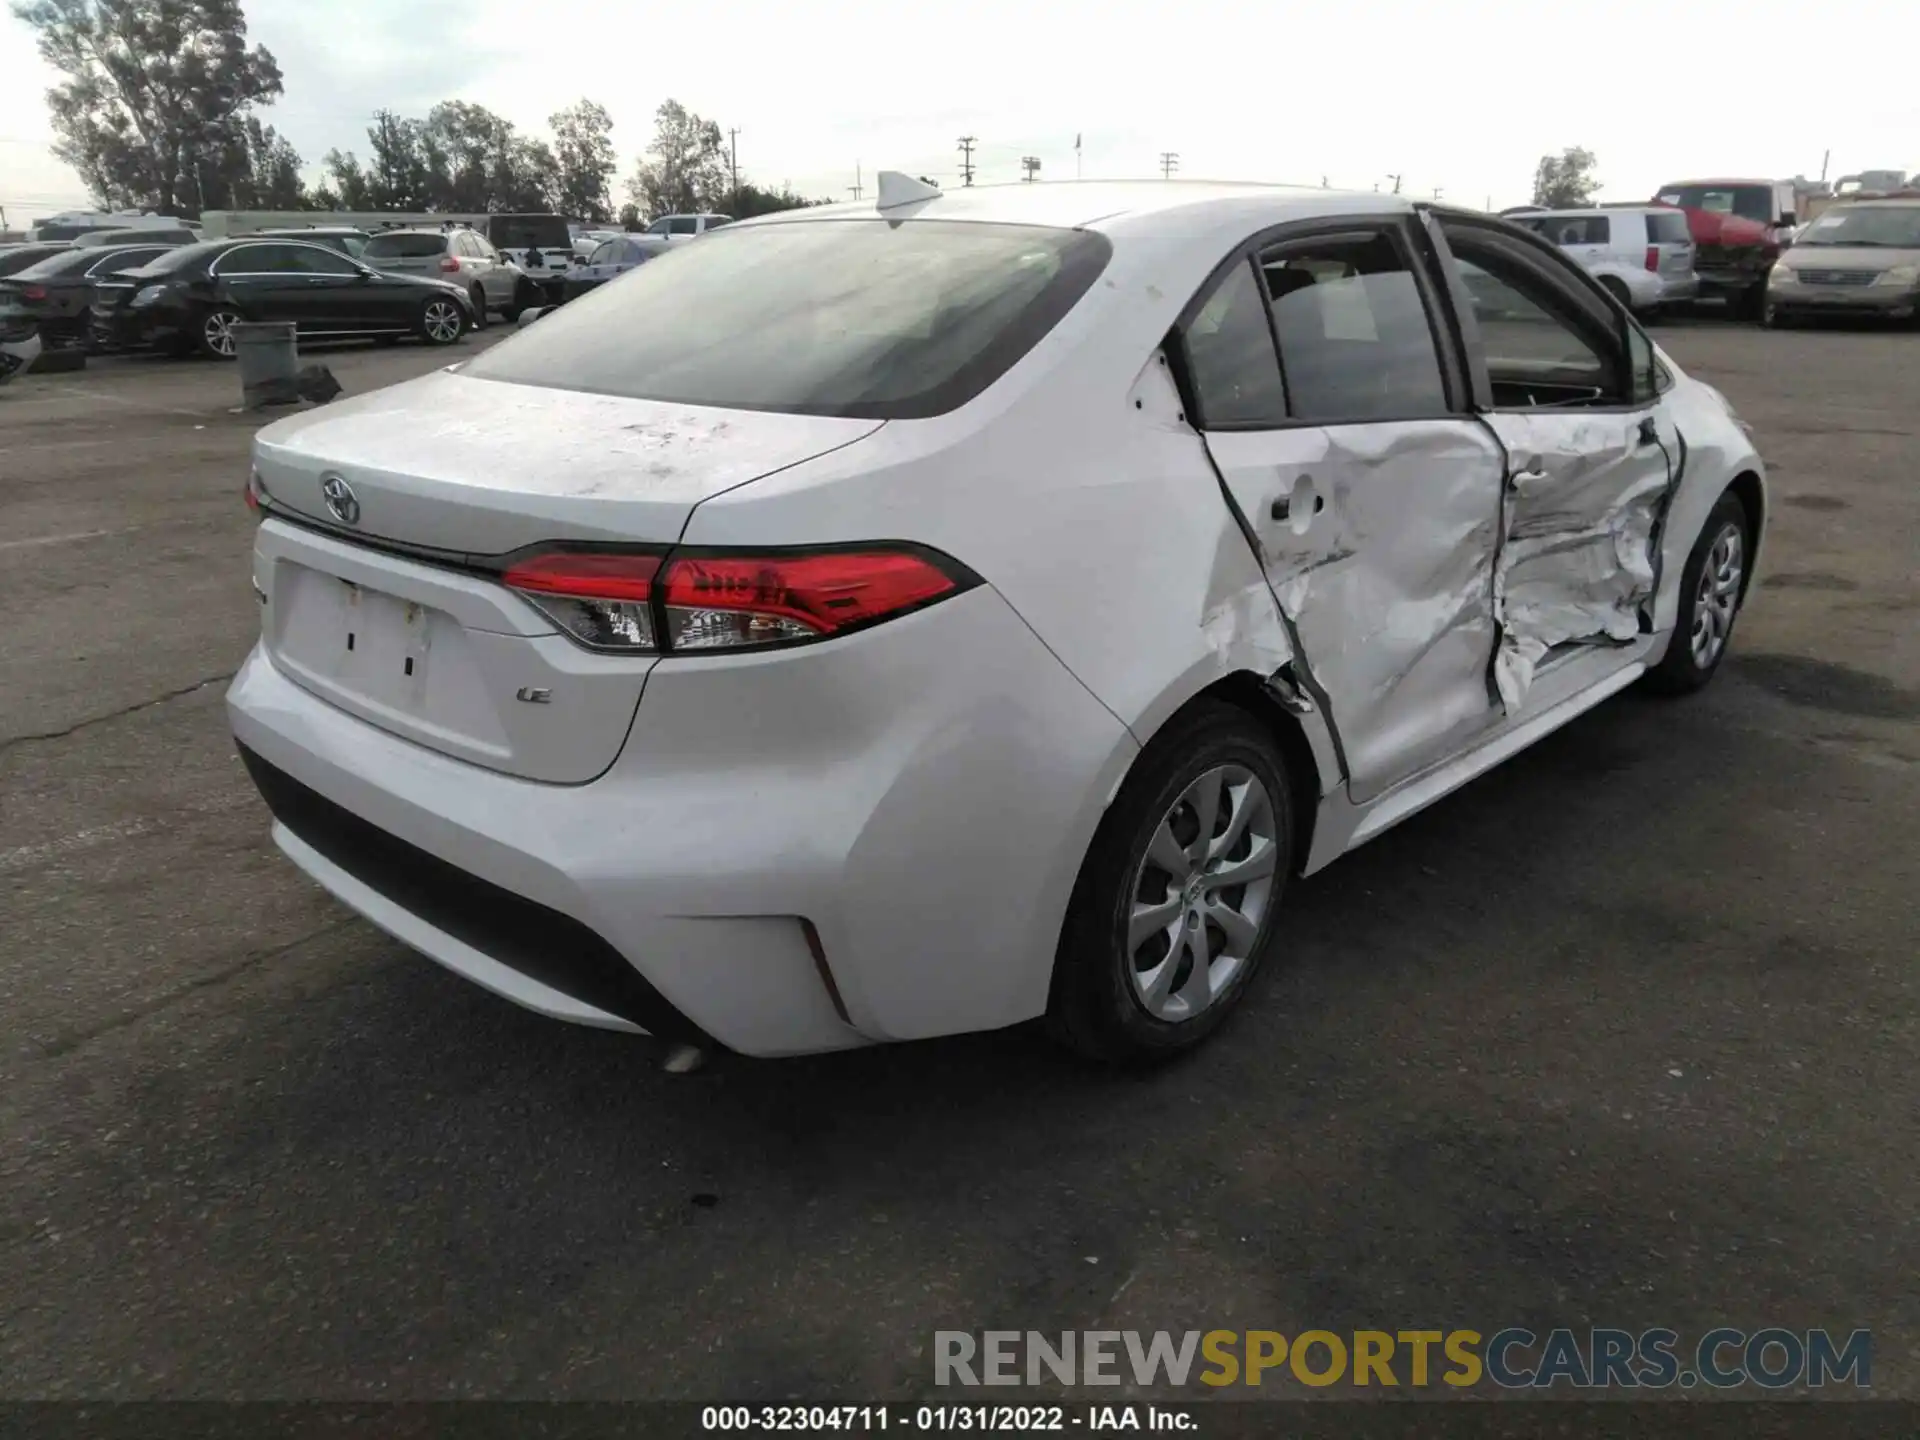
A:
<box><xmin>273</xmin><ymin>562</ymin><xmax>455</xmax><ymax>718</ymax></box>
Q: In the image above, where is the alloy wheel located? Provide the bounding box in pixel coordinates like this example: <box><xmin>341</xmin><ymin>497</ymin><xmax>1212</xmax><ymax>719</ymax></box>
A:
<box><xmin>1126</xmin><ymin>764</ymin><xmax>1279</xmax><ymax>1022</ymax></box>
<box><xmin>423</xmin><ymin>301</ymin><xmax>463</xmax><ymax>344</ymax></box>
<box><xmin>203</xmin><ymin>311</ymin><xmax>239</xmax><ymax>357</ymax></box>
<box><xmin>1689</xmin><ymin>522</ymin><xmax>1744</xmax><ymax>669</ymax></box>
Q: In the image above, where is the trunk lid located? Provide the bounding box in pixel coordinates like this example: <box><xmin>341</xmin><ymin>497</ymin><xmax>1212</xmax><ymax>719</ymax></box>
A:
<box><xmin>249</xmin><ymin>371</ymin><xmax>884</xmax><ymax>782</ymax></box>
<box><xmin>252</xmin><ymin>367</ymin><xmax>884</xmax><ymax>554</ymax></box>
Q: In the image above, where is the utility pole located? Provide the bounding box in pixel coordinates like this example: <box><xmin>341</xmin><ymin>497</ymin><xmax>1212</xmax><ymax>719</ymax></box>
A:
<box><xmin>1159</xmin><ymin>151</ymin><xmax>1179</xmax><ymax>179</ymax></box>
<box><xmin>848</xmin><ymin>162</ymin><xmax>863</xmax><ymax>201</ymax></box>
<box><xmin>1819</xmin><ymin>148</ymin><xmax>1831</xmax><ymax>184</ymax></box>
<box><xmin>1433</xmin><ymin>186</ymin><xmax>1443</xmax><ymax>202</ymax></box>
<box><xmin>957</xmin><ymin>136</ymin><xmax>977</xmax><ymax>187</ymax></box>
<box><xmin>727</xmin><ymin>128</ymin><xmax>740</xmax><ymax>206</ymax></box>
<box><xmin>1020</xmin><ymin>156</ymin><xmax>1041</xmax><ymax>183</ymax></box>
<box><xmin>1388</xmin><ymin>173</ymin><xmax>1403</xmax><ymax>194</ymax></box>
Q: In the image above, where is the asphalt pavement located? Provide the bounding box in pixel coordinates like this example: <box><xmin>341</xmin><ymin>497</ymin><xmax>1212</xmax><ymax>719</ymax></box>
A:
<box><xmin>1</xmin><ymin>320</ymin><xmax>1915</xmax><ymax>1401</ymax></box>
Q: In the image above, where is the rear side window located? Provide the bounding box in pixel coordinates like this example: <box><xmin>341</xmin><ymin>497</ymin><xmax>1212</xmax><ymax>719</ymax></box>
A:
<box><xmin>1260</xmin><ymin>232</ymin><xmax>1448</xmax><ymax>423</ymax></box>
<box><xmin>1645</xmin><ymin>211</ymin><xmax>1691</xmax><ymax>244</ymax></box>
<box><xmin>1534</xmin><ymin>215</ymin><xmax>1609</xmax><ymax>246</ymax></box>
<box><xmin>464</xmin><ymin>219</ymin><xmax>1113</xmax><ymax>420</ymax></box>
<box><xmin>669</xmin><ymin>216</ymin><xmax>699</xmax><ymax>235</ymax></box>
<box><xmin>1182</xmin><ymin>260</ymin><xmax>1289</xmax><ymax>427</ymax></box>
<box><xmin>363</xmin><ymin>233</ymin><xmax>447</xmax><ymax>260</ymax></box>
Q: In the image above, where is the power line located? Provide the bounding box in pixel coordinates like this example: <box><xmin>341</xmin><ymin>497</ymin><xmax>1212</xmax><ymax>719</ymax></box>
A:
<box><xmin>1159</xmin><ymin>151</ymin><xmax>1179</xmax><ymax>180</ymax></box>
<box><xmin>956</xmin><ymin>136</ymin><xmax>976</xmax><ymax>187</ymax></box>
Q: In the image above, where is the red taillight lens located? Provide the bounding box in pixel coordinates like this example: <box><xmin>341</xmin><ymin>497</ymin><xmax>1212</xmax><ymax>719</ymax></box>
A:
<box><xmin>1645</xmin><ymin>246</ymin><xmax>1659</xmax><ymax>273</ymax></box>
<box><xmin>21</xmin><ymin>284</ymin><xmax>47</xmax><ymax>302</ymax></box>
<box><xmin>244</xmin><ymin>469</ymin><xmax>264</xmax><ymax>515</ymax></box>
<box><xmin>502</xmin><ymin>551</ymin><xmax>662</xmax><ymax>650</ymax></box>
<box><xmin>438</xmin><ymin>256</ymin><xmax>460</xmax><ymax>272</ymax></box>
<box><xmin>659</xmin><ymin>550</ymin><xmax>959</xmax><ymax>651</ymax></box>
<box><xmin>500</xmin><ymin>546</ymin><xmax>970</xmax><ymax>654</ymax></box>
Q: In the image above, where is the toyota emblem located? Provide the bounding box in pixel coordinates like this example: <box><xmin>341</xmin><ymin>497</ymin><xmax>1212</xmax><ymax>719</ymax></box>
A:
<box><xmin>320</xmin><ymin>474</ymin><xmax>361</xmax><ymax>527</ymax></box>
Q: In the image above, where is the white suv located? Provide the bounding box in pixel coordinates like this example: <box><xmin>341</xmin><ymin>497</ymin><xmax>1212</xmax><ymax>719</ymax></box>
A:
<box><xmin>1514</xmin><ymin>207</ymin><xmax>1699</xmax><ymax>316</ymax></box>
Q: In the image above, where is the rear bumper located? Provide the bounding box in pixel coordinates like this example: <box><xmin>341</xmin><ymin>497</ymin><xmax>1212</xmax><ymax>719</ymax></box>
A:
<box><xmin>1656</xmin><ymin>274</ymin><xmax>1699</xmax><ymax>303</ymax></box>
<box><xmin>227</xmin><ymin>583</ymin><xmax>1135</xmax><ymax>1056</ymax></box>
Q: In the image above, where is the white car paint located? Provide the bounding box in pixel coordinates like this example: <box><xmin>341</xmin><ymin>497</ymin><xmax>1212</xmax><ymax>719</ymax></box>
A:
<box><xmin>229</xmin><ymin>180</ymin><xmax>1765</xmax><ymax>1058</ymax></box>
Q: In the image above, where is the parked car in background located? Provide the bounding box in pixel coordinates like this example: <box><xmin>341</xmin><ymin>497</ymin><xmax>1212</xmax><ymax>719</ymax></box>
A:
<box><xmin>559</xmin><ymin>234</ymin><xmax>655</xmax><ymax>302</ymax></box>
<box><xmin>359</xmin><ymin>228</ymin><xmax>519</xmax><ymax>325</ymax></box>
<box><xmin>0</xmin><ymin>243</ymin><xmax>75</xmax><ymax>277</ymax></box>
<box><xmin>74</xmin><ymin>225</ymin><xmax>199</xmax><ymax>250</ymax></box>
<box><xmin>228</xmin><ymin>179</ymin><xmax>1765</xmax><ymax>1062</ymax></box>
<box><xmin>638</xmin><ymin>213</ymin><xmax>732</xmax><ymax>245</ymax></box>
<box><xmin>1511</xmin><ymin>207</ymin><xmax>1697</xmax><ymax>316</ymax></box>
<box><xmin>0</xmin><ymin>242</ymin><xmax>176</xmax><ymax>354</ymax></box>
<box><xmin>571</xmin><ymin>227</ymin><xmax>624</xmax><ymax>262</ymax></box>
<box><xmin>91</xmin><ymin>238</ymin><xmax>474</xmax><ymax>358</ymax></box>
<box><xmin>255</xmin><ymin>227</ymin><xmax>371</xmax><ymax>259</ymax></box>
<box><xmin>1764</xmin><ymin>198</ymin><xmax>1920</xmax><ymax>328</ymax></box>
<box><xmin>28</xmin><ymin>211</ymin><xmax>197</xmax><ymax>243</ymax></box>
<box><xmin>1652</xmin><ymin>178</ymin><xmax>1800</xmax><ymax>317</ymax></box>
<box><xmin>476</xmin><ymin>214</ymin><xmax>575</xmax><ymax>293</ymax></box>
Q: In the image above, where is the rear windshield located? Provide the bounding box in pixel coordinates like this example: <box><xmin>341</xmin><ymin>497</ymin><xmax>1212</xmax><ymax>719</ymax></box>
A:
<box><xmin>0</xmin><ymin>246</ymin><xmax>73</xmax><ymax>276</ymax></box>
<box><xmin>115</xmin><ymin>241</ymin><xmax>227</xmax><ymax>278</ymax></box>
<box><xmin>464</xmin><ymin>219</ymin><xmax>1113</xmax><ymax>419</ymax></box>
<box><xmin>1656</xmin><ymin>184</ymin><xmax>1774</xmax><ymax>223</ymax></box>
<box><xmin>362</xmin><ymin>233</ymin><xmax>448</xmax><ymax>259</ymax></box>
<box><xmin>1645</xmin><ymin>210</ymin><xmax>1691</xmax><ymax>243</ymax></box>
<box><xmin>489</xmin><ymin>215</ymin><xmax>572</xmax><ymax>249</ymax></box>
<box><xmin>12</xmin><ymin>249</ymin><xmax>105</xmax><ymax>279</ymax></box>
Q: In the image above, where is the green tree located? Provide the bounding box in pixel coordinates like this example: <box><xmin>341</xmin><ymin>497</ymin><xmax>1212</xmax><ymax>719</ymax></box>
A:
<box><xmin>625</xmin><ymin>100</ymin><xmax>729</xmax><ymax>218</ymax></box>
<box><xmin>321</xmin><ymin>148</ymin><xmax>372</xmax><ymax>209</ymax></box>
<box><xmin>1532</xmin><ymin>147</ymin><xmax>1600</xmax><ymax>209</ymax></box>
<box><xmin>550</xmin><ymin>99</ymin><xmax>616</xmax><ymax>222</ymax></box>
<box><xmin>364</xmin><ymin>108</ymin><xmax>431</xmax><ymax>209</ymax></box>
<box><xmin>729</xmin><ymin>181</ymin><xmax>832</xmax><ymax>218</ymax></box>
<box><xmin>11</xmin><ymin>0</ymin><xmax>284</xmax><ymax>214</ymax></box>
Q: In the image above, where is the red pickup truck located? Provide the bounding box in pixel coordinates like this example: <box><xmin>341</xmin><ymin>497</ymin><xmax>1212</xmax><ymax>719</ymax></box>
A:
<box><xmin>1651</xmin><ymin>178</ymin><xmax>1802</xmax><ymax>319</ymax></box>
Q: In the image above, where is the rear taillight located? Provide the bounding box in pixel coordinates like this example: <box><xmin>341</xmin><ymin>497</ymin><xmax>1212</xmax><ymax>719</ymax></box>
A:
<box><xmin>501</xmin><ymin>546</ymin><xmax>972</xmax><ymax>654</ymax></box>
<box><xmin>21</xmin><ymin>284</ymin><xmax>47</xmax><ymax>302</ymax></box>
<box><xmin>502</xmin><ymin>551</ymin><xmax>662</xmax><ymax>650</ymax></box>
<box><xmin>438</xmin><ymin>256</ymin><xmax>460</xmax><ymax>272</ymax></box>
<box><xmin>244</xmin><ymin>469</ymin><xmax>265</xmax><ymax>515</ymax></box>
<box><xmin>1645</xmin><ymin>246</ymin><xmax>1659</xmax><ymax>272</ymax></box>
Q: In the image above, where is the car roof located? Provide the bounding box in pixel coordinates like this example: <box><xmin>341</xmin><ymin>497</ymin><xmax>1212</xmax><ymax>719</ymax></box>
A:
<box><xmin>744</xmin><ymin>180</ymin><xmax>1415</xmax><ymax>236</ymax></box>
<box><xmin>1834</xmin><ymin>197</ymin><xmax>1920</xmax><ymax>209</ymax></box>
<box><xmin>363</xmin><ymin>229</ymin><xmax>455</xmax><ymax>238</ymax></box>
<box><xmin>1660</xmin><ymin>178</ymin><xmax>1779</xmax><ymax>187</ymax></box>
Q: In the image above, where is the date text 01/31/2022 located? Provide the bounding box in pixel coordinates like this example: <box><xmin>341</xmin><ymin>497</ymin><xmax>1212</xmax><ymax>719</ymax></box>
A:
<box><xmin>701</xmin><ymin>1405</ymin><xmax>1190</xmax><ymax>1431</ymax></box>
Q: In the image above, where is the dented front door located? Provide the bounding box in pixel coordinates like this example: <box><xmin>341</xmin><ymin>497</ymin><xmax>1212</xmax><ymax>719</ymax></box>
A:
<box><xmin>1476</xmin><ymin>407</ymin><xmax>1678</xmax><ymax>710</ymax></box>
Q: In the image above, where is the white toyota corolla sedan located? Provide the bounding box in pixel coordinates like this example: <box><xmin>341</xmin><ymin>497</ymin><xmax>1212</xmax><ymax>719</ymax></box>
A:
<box><xmin>229</xmin><ymin>176</ymin><xmax>1765</xmax><ymax>1062</ymax></box>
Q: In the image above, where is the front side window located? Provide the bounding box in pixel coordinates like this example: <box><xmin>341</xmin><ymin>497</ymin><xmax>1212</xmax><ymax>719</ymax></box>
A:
<box><xmin>1441</xmin><ymin>223</ymin><xmax>1625</xmax><ymax>405</ymax></box>
<box><xmin>1259</xmin><ymin>231</ymin><xmax>1449</xmax><ymax>423</ymax></box>
<box><xmin>1181</xmin><ymin>259</ymin><xmax>1288</xmax><ymax>427</ymax></box>
<box><xmin>645</xmin><ymin>218</ymin><xmax>671</xmax><ymax>236</ymax></box>
<box><xmin>464</xmin><ymin>219</ymin><xmax>1112</xmax><ymax>420</ymax></box>
<box><xmin>589</xmin><ymin>240</ymin><xmax>619</xmax><ymax>265</ymax></box>
<box><xmin>289</xmin><ymin>246</ymin><xmax>359</xmax><ymax>276</ymax></box>
<box><xmin>218</xmin><ymin>244</ymin><xmax>307</xmax><ymax>274</ymax></box>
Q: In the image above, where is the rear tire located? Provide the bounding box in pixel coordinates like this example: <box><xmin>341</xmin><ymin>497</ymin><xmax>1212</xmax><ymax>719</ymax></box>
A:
<box><xmin>1599</xmin><ymin>276</ymin><xmax>1631</xmax><ymax>310</ymax></box>
<box><xmin>197</xmin><ymin>307</ymin><xmax>243</xmax><ymax>360</ymax></box>
<box><xmin>1047</xmin><ymin>701</ymin><xmax>1294</xmax><ymax>1063</ymax></box>
<box><xmin>1645</xmin><ymin>490</ymin><xmax>1752</xmax><ymax>695</ymax></box>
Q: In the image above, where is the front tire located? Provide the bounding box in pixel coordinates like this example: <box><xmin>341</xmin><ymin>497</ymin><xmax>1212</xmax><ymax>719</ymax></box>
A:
<box><xmin>1048</xmin><ymin>701</ymin><xmax>1294</xmax><ymax>1063</ymax></box>
<box><xmin>1645</xmin><ymin>491</ymin><xmax>1751</xmax><ymax>695</ymax></box>
<box><xmin>198</xmin><ymin>307</ymin><xmax>243</xmax><ymax>360</ymax></box>
<box><xmin>418</xmin><ymin>296</ymin><xmax>466</xmax><ymax>347</ymax></box>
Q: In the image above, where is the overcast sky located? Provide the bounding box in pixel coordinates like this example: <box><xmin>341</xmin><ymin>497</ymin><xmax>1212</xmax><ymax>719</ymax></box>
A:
<box><xmin>4</xmin><ymin>0</ymin><xmax>1917</xmax><ymax>224</ymax></box>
